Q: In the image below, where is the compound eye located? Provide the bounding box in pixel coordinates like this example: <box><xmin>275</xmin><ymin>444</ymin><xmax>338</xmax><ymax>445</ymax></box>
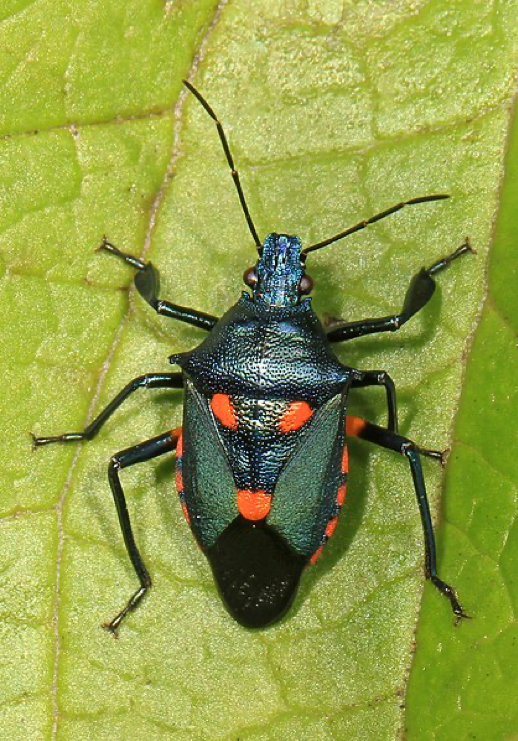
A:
<box><xmin>243</xmin><ymin>267</ymin><xmax>258</xmax><ymax>287</ymax></box>
<box><xmin>299</xmin><ymin>274</ymin><xmax>314</xmax><ymax>295</ymax></box>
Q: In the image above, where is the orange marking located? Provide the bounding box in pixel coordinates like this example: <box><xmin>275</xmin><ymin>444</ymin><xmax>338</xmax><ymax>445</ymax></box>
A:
<box><xmin>279</xmin><ymin>401</ymin><xmax>314</xmax><ymax>433</ymax></box>
<box><xmin>175</xmin><ymin>430</ymin><xmax>184</xmax><ymax>492</ymax></box>
<box><xmin>211</xmin><ymin>393</ymin><xmax>238</xmax><ymax>430</ymax></box>
<box><xmin>175</xmin><ymin>467</ymin><xmax>183</xmax><ymax>493</ymax></box>
<box><xmin>346</xmin><ymin>416</ymin><xmax>367</xmax><ymax>438</ymax></box>
<box><xmin>336</xmin><ymin>482</ymin><xmax>347</xmax><ymax>507</ymax></box>
<box><xmin>341</xmin><ymin>444</ymin><xmax>349</xmax><ymax>473</ymax></box>
<box><xmin>238</xmin><ymin>489</ymin><xmax>271</xmax><ymax>521</ymax></box>
<box><xmin>181</xmin><ymin>501</ymin><xmax>191</xmax><ymax>525</ymax></box>
<box><xmin>325</xmin><ymin>517</ymin><xmax>338</xmax><ymax>539</ymax></box>
<box><xmin>175</xmin><ymin>430</ymin><xmax>183</xmax><ymax>457</ymax></box>
<box><xmin>310</xmin><ymin>546</ymin><xmax>324</xmax><ymax>565</ymax></box>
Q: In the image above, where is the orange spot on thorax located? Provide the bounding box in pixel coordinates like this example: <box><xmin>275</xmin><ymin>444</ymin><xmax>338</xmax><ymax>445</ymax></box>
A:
<box><xmin>279</xmin><ymin>400</ymin><xmax>314</xmax><ymax>433</ymax></box>
<box><xmin>211</xmin><ymin>393</ymin><xmax>238</xmax><ymax>430</ymax></box>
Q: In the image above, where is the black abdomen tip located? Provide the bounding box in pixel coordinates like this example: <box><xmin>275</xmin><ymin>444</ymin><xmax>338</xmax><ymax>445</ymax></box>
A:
<box><xmin>207</xmin><ymin>516</ymin><xmax>308</xmax><ymax>629</ymax></box>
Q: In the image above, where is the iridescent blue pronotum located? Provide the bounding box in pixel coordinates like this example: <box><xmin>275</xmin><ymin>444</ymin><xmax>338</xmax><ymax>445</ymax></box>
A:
<box><xmin>34</xmin><ymin>80</ymin><xmax>473</xmax><ymax>633</ymax></box>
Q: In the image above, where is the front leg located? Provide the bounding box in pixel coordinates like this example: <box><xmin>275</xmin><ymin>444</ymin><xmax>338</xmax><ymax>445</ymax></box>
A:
<box><xmin>328</xmin><ymin>240</ymin><xmax>474</xmax><ymax>343</ymax></box>
<box><xmin>100</xmin><ymin>239</ymin><xmax>218</xmax><ymax>331</ymax></box>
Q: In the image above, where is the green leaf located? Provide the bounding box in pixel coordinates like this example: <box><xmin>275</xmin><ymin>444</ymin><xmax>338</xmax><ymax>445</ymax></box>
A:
<box><xmin>0</xmin><ymin>2</ymin><xmax>515</xmax><ymax>739</ymax></box>
<box><xmin>405</xmin><ymin>90</ymin><xmax>518</xmax><ymax>741</ymax></box>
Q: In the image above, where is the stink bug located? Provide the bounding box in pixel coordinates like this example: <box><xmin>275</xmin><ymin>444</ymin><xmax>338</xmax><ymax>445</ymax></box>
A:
<box><xmin>33</xmin><ymin>81</ymin><xmax>473</xmax><ymax>634</ymax></box>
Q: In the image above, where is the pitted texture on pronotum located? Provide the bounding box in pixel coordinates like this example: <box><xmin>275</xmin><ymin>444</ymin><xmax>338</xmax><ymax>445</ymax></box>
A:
<box><xmin>170</xmin><ymin>295</ymin><xmax>350</xmax><ymax>405</ymax></box>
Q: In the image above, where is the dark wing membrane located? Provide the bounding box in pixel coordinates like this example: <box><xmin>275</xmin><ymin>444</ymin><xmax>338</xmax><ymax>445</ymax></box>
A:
<box><xmin>182</xmin><ymin>380</ymin><xmax>238</xmax><ymax>549</ymax></box>
<box><xmin>267</xmin><ymin>393</ymin><xmax>345</xmax><ymax>557</ymax></box>
<box><xmin>207</xmin><ymin>515</ymin><xmax>308</xmax><ymax>628</ymax></box>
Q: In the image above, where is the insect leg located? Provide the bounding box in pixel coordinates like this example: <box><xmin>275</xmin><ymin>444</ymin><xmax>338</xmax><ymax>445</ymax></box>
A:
<box><xmin>100</xmin><ymin>239</ymin><xmax>218</xmax><ymax>331</ymax></box>
<box><xmin>327</xmin><ymin>240</ymin><xmax>474</xmax><ymax>343</ymax></box>
<box><xmin>351</xmin><ymin>370</ymin><xmax>398</xmax><ymax>432</ymax></box>
<box><xmin>104</xmin><ymin>428</ymin><xmax>181</xmax><ymax>636</ymax></box>
<box><xmin>32</xmin><ymin>373</ymin><xmax>183</xmax><ymax>445</ymax></box>
<box><xmin>346</xmin><ymin>416</ymin><xmax>468</xmax><ymax>622</ymax></box>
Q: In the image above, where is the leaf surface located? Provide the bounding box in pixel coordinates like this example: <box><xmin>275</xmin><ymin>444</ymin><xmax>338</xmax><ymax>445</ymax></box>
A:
<box><xmin>405</xmin><ymin>89</ymin><xmax>518</xmax><ymax>741</ymax></box>
<box><xmin>0</xmin><ymin>2</ymin><xmax>515</xmax><ymax>739</ymax></box>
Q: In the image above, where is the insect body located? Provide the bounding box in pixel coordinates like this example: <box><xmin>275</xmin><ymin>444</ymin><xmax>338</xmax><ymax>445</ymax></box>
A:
<box><xmin>34</xmin><ymin>81</ymin><xmax>472</xmax><ymax>633</ymax></box>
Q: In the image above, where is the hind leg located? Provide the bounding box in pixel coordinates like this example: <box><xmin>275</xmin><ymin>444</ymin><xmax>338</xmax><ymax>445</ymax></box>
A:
<box><xmin>346</xmin><ymin>416</ymin><xmax>468</xmax><ymax>622</ymax></box>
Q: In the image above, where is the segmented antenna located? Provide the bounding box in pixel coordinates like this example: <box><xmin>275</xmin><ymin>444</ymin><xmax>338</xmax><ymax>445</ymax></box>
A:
<box><xmin>183</xmin><ymin>80</ymin><xmax>262</xmax><ymax>251</ymax></box>
<box><xmin>303</xmin><ymin>194</ymin><xmax>450</xmax><ymax>255</ymax></box>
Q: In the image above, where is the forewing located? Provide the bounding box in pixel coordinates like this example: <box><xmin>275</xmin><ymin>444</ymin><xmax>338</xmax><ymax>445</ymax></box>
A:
<box><xmin>267</xmin><ymin>393</ymin><xmax>346</xmax><ymax>557</ymax></box>
<box><xmin>181</xmin><ymin>380</ymin><xmax>238</xmax><ymax>549</ymax></box>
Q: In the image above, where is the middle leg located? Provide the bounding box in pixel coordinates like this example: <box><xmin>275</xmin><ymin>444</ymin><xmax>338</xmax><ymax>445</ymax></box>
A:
<box><xmin>351</xmin><ymin>369</ymin><xmax>398</xmax><ymax>433</ymax></box>
<box><xmin>350</xmin><ymin>371</ymin><xmax>444</xmax><ymax>463</ymax></box>
<box><xmin>33</xmin><ymin>372</ymin><xmax>183</xmax><ymax>446</ymax></box>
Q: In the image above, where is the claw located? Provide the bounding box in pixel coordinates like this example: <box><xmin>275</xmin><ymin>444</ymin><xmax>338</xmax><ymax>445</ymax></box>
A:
<box><xmin>97</xmin><ymin>239</ymin><xmax>146</xmax><ymax>270</ymax></box>
<box><xmin>430</xmin><ymin>575</ymin><xmax>470</xmax><ymax>624</ymax></box>
<box><xmin>438</xmin><ymin>448</ymin><xmax>449</xmax><ymax>468</ymax></box>
<box><xmin>417</xmin><ymin>446</ymin><xmax>447</xmax><ymax>466</ymax></box>
<box><xmin>30</xmin><ymin>432</ymin><xmax>54</xmax><ymax>448</ymax></box>
<box><xmin>102</xmin><ymin>621</ymin><xmax>120</xmax><ymax>639</ymax></box>
<box><xmin>463</xmin><ymin>236</ymin><xmax>477</xmax><ymax>255</ymax></box>
<box><xmin>454</xmin><ymin>610</ymin><xmax>472</xmax><ymax>626</ymax></box>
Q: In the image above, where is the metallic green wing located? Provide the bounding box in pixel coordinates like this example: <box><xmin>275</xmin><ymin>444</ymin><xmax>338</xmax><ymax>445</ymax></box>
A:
<box><xmin>267</xmin><ymin>393</ymin><xmax>345</xmax><ymax>557</ymax></box>
<box><xmin>181</xmin><ymin>380</ymin><xmax>238</xmax><ymax>549</ymax></box>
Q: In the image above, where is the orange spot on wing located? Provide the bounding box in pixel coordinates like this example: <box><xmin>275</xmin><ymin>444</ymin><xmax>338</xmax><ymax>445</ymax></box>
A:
<box><xmin>181</xmin><ymin>501</ymin><xmax>191</xmax><ymax>525</ymax></box>
<box><xmin>325</xmin><ymin>517</ymin><xmax>338</xmax><ymax>539</ymax></box>
<box><xmin>170</xmin><ymin>427</ymin><xmax>182</xmax><ymax>449</ymax></box>
<box><xmin>336</xmin><ymin>482</ymin><xmax>347</xmax><ymax>507</ymax></box>
<box><xmin>341</xmin><ymin>444</ymin><xmax>349</xmax><ymax>473</ymax></box>
<box><xmin>175</xmin><ymin>430</ymin><xmax>183</xmax><ymax>457</ymax></box>
<box><xmin>211</xmin><ymin>393</ymin><xmax>238</xmax><ymax>430</ymax></box>
<box><xmin>238</xmin><ymin>489</ymin><xmax>271</xmax><ymax>521</ymax></box>
<box><xmin>175</xmin><ymin>468</ymin><xmax>183</xmax><ymax>493</ymax></box>
<box><xmin>310</xmin><ymin>546</ymin><xmax>324</xmax><ymax>565</ymax></box>
<box><xmin>279</xmin><ymin>401</ymin><xmax>314</xmax><ymax>433</ymax></box>
<box><xmin>175</xmin><ymin>431</ymin><xmax>184</xmax><ymax>493</ymax></box>
<box><xmin>346</xmin><ymin>416</ymin><xmax>367</xmax><ymax>438</ymax></box>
